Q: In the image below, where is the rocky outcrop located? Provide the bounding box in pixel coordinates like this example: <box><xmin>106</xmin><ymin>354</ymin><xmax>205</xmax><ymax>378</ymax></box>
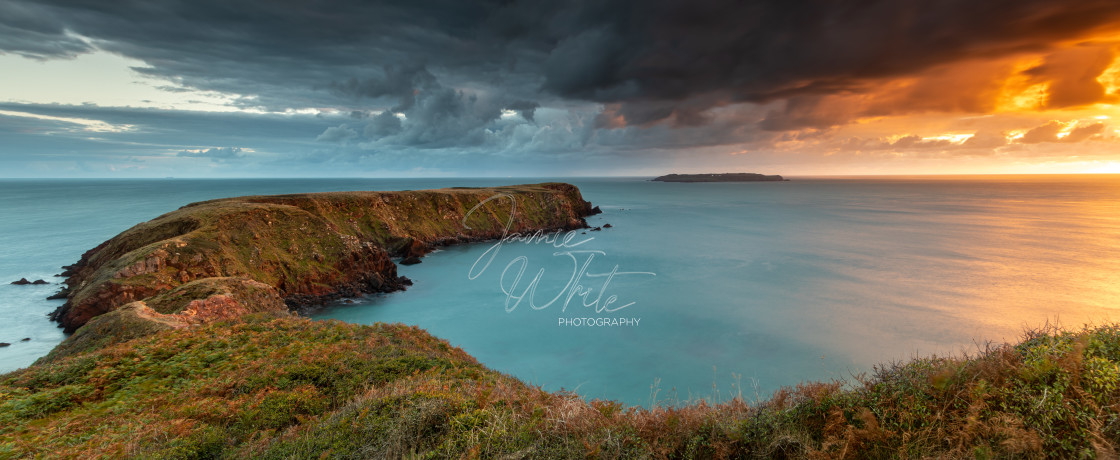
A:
<box><xmin>39</xmin><ymin>302</ymin><xmax>179</xmax><ymax>362</ymax></box>
<box><xmin>11</xmin><ymin>278</ymin><xmax>48</xmax><ymax>285</ymax></box>
<box><xmin>142</xmin><ymin>277</ymin><xmax>286</xmax><ymax>317</ymax></box>
<box><xmin>41</xmin><ymin>277</ymin><xmax>289</xmax><ymax>362</ymax></box>
<box><xmin>49</xmin><ymin>183</ymin><xmax>595</xmax><ymax>333</ymax></box>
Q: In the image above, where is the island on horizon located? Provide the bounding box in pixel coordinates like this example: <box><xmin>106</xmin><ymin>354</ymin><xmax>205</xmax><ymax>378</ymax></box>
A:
<box><xmin>651</xmin><ymin>173</ymin><xmax>788</xmax><ymax>182</ymax></box>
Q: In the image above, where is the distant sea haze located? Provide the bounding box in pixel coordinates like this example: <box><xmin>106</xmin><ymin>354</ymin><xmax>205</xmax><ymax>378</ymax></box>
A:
<box><xmin>2</xmin><ymin>175</ymin><xmax>1118</xmax><ymax>406</ymax></box>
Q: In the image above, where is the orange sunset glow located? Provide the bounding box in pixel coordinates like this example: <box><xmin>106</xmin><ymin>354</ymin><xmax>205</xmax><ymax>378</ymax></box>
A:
<box><xmin>709</xmin><ymin>27</ymin><xmax>1120</xmax><ymax>175</ymax></box>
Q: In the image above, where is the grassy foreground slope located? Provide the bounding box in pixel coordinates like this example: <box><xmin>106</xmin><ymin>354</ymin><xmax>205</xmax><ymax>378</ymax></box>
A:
<box><xmin>1</xmin><ymin>316</ymin><xmax>1119</xmax><ymax>458</ymax></box>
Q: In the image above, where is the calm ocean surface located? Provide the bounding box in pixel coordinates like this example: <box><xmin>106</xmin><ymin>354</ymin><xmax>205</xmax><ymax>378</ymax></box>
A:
<box><xmin>2</xmin><ymin>176</ymin><xmax>1119</xmax><ymax>406</ymax></box>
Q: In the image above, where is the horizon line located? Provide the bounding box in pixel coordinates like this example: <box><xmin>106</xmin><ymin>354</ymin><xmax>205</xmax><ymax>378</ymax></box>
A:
<box><xmin>2</xmin><ymin>172</ymin><xmax>1120</xmax><ymax>180</ymax></box>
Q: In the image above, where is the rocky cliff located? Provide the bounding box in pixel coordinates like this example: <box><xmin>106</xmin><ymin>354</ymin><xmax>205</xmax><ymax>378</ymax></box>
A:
<box><xmin>48</xmin><ymin>183</ymin><xmax>595</xmax><ymax>336</ymax></box>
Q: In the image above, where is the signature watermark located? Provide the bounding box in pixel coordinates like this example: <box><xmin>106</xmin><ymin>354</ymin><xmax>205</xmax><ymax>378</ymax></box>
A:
<box><xmin>558</xmin><ymin>317</ymin><xmax>641</xmax><ymax>327</ymax></box>
<box><xmin>464</xmin><ymin>194</ymin><xmax>655</xmax><ymax>326</ymax></box>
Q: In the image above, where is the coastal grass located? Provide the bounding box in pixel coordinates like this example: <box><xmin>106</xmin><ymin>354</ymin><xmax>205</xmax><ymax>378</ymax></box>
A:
<box><xmin>2</xmin><ymin>318</ymin><xmax>1119</xmax><ymax>458</ymax></box>
<box><xmin>58</xmin><ymin>183</ymin><xmax>592</xmax><ymax>332</ymax></box>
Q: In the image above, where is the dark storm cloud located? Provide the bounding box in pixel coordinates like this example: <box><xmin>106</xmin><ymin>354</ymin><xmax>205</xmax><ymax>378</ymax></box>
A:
<box><xmin>506</xmin><ymin>100</ymin><xmax>540</xmax><ymax>122</ymax></box>
<box><xmin>508</xmin><ymin>0</ymin><xmax>1120</xmax><ymax>127</ymax></box>
<box><xmin>330</xmin><ymin>64</ymin><xmax>438</xmax><ymax>110</ymax></box>
<box><xmin>758</xmin><ymin>95</ymin><xmax>854</xmax><ymax>132</ymax></box>
<box><xmin>6</xmin><ymin>1</ymin><xmax>1119</xmax><ymax>111</ymax></box>
<box><xmin>0</xmin><ymin>0</ymin><xmax>518</xmax><ymax>113</ymax></box>
<box><xmin>3</xmin><ymin>0</ymin><xmax>1120</xmax><ymax>173</ymax></box>
<box><xmin>324</xmin><ymin>63</ymin><xmax>517</xmax><ymax>148</ymax></box>
<box><xmin>363</xmin><ymin>111</ymin><xmax>402</xmax><ymax>137</ymax></box>
<box><xmin>0</xmin><ymin>1</ymin><xmax>92</xmax><ymax>59</ymax></box>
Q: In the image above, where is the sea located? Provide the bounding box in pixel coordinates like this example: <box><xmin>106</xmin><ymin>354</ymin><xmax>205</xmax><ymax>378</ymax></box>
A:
<box><xmin>1</xmin><ymin>176</ymin><xmax>1118</xmax><ymax>407</ymax></box>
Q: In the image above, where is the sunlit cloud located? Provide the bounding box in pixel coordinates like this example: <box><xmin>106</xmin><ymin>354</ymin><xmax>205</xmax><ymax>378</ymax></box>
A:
<box><xmin>0</xmin><ymin>109</ymin><xmax>135</xmax><ymax>132</ymax></box>
<box><xmin>0</xmin><ymin>48</ymin><xmax>246</xmax><ymax>112</ymax></box>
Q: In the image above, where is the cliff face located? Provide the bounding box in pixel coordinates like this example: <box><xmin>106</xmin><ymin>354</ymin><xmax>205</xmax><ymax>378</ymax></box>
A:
<box><xmin>49</xmin><ymin>183</ymin><xmax>594</xmax><ymax>333</ymax></box>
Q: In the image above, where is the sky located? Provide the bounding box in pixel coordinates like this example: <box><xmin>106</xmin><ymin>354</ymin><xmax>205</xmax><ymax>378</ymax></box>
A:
<box><xmin>3</xmin><ymin>1</ymin><xmax>1120</xmax><ymax>177</ymax></box>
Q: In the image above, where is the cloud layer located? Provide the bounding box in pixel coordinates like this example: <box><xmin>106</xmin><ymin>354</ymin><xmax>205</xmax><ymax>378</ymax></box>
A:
<box><xmin>3</xmin><ymin>0</ymin><xmax>1120</xmax><ymax>176</ymax></box>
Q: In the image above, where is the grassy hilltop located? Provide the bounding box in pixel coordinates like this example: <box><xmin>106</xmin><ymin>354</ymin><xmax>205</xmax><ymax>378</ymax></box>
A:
<box><xmin>2</xmin><ymin>183</ymin><xmax>1119</xmax><ymax>458</ymax></box>
<box><xmin>48</xmin><ymin>183</ymin><xmax>593</xmax><ymax>336</ymax></box>
<box><xmin>3</xmin><ymin>317</ymin><xmax>1120</xmax><ymax>458</ymax></box>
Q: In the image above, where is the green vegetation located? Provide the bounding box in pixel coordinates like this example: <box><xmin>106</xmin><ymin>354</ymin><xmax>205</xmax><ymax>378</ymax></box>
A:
<box><xmin>12</xmin><ymin>183</ymin><xmax>1118</xmax><ymax>458</ymax></box>
<box><xmin>53</xmin><ymin>183</ymin><xmax>594</xmax><ymax>332</ymax></box>
<box><xmin>3</xmin><ymin>318</ymin><xmax>1118</xmax><ymax>459</ymax></box>
<box><xmin>41</xmin><ymin>277</ymin><xmax>287</xmax><ymax>364</ymax></box>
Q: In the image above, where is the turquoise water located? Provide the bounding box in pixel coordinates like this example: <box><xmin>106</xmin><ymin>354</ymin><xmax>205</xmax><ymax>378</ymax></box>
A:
<box><xmin>0</xmin><ymin>178</ymin><xmax>521</xmax><ymax>372</ymax></box>
<box><xmin>3</xmin><ymin>176</ymin><xmax>1120</xmax><ymax>407</ymax></box>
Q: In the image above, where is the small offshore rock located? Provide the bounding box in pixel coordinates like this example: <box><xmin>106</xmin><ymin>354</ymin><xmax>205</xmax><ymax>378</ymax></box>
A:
<box><xmin>32</xmin><ymin>279</ymin><xmax>49</xmax><ymax>285</ymax></box>
<box><xmin>589</xmin><ymin>205</ymin><xmax>602</xmax><ymax>215</ymax></box>
<box><xmin>590</xmin><ymin>226</ymin><xmax>602</xmax><ymax>232</ymax></box>
<box><xmin>0</xmin><ymin>342</ymin><xmax>9</xmax><ymax>347</ymax></box>
<box><xmin>603</xmin><ymin>223</ymin><xmax>613</xmax><ymax>228</ymax></box>
<box><xmin>400</xmin><ymin>256</ymin><xmax>422</xmax><ymax>265</ymax></box>
<box><xmin>11</xmin><ymin>278</ymin><xmax>30</xmax><ymax>285</ymax></box>
<box><xmin>20</xmin><ymin>337</ymin><xmax>30</xmax><ymax>342</ymax></box>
